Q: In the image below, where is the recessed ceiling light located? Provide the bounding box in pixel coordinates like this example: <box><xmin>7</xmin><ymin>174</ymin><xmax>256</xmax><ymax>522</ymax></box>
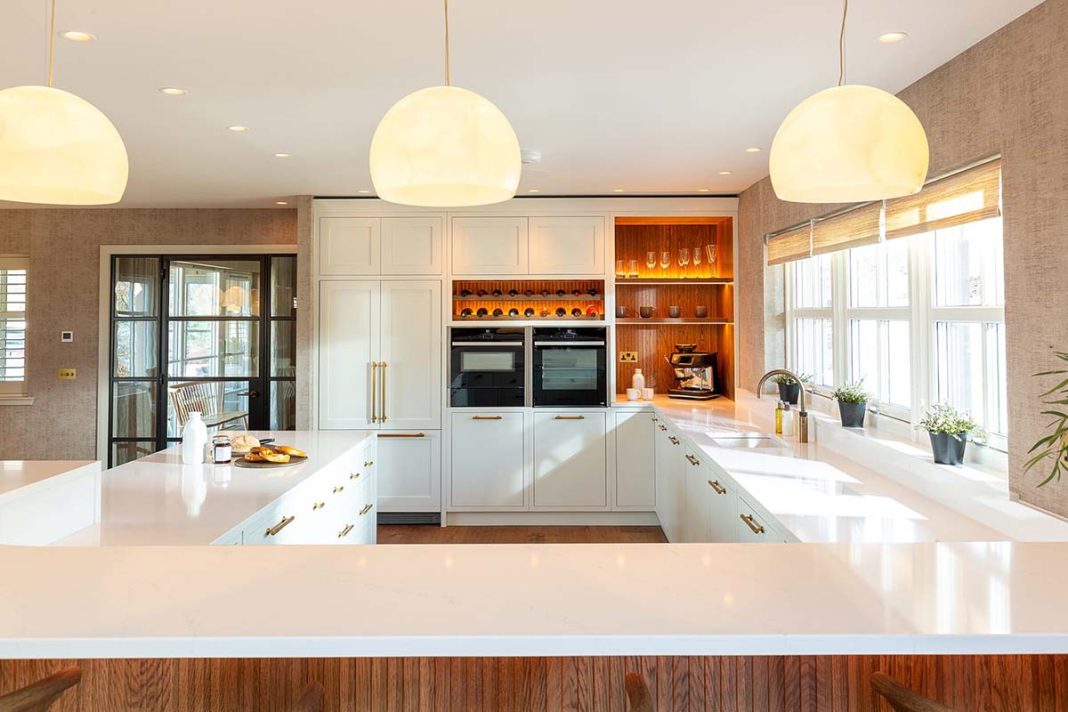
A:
<box><xmin>878</xmin><ymin>31</ymin><xmax>908</xmax><ymax>43</ymax></box>
<box><xmin>719</xmin><ymin>171</ymin><xmax>733</xmax><ymax>176</ymax></box>
<box><xmin>745</xmin><ymin>147</ymin><xmax>762</xmax><ymax>153</ymax></box>
<box><xmin>273</xmin><ymin>153</ymin><xmax>291</xmax><ymax>158</ymax></box>
<box><xmin>227</xmin><ymin>125</ymin><xmax>250</xmax><ymax>133</ymax></box>
<box><xmin>275</xmin><ymin>201</ymin><xmax>288</xmax><ymax>205</ymax></box>
<box><xmin>697</xmin><ymin>188</ymin><xmax>711</xmax><ymax>193</ymax></box>
<box><xmin>613</xmin><ymin>188</ymin><xmax>625</xmax><ymax>193</ymax></box>
<box><xmin>159</xmin><ymin>87</ymin><xmax>187</xmax><ymax>96</ymax></box>
<box><xmin>527</xmin><ymin>188</ymin><xmax>539</xmax><ymax>193</ymax></box>
<box><xmin>60</xmin><ymin>31</ymin><xmax>96</xmax><ymax>42</ymax></box>
<box><xmin>357</xmin><ymin>189</ymin><xmax>371</xmax><ymax>194</ymax></box>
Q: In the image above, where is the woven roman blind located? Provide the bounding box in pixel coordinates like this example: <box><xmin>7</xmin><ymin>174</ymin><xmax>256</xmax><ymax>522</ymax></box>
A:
<box><xmin>811</xmin><ymin>202</ymin><xmax>882</xmax><ymax>255</ymax></box>
<box><xmin>766</xmin><ymin>223</ymin><xmax>811</xmax><ymax>265</ymax></box>
<box><xmin>885</xmin><ymin>160</ymin><xmax>1001</xmax><ymax>240</ymax></box>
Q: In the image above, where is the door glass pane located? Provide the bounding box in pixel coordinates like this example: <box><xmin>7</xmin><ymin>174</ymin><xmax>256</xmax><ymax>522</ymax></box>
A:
<box><xmin>112</xmin><ymin>382</ymin><xmax>156</xmax><ymax>438</ymax></box>
<box><xmin>0</xmin><ymin>318</ymin><xmax>26</xmax><ymax>381</ymax></box>
<box><xmin>114</xmin><ymin>257</ymin><xmax>160</xmax><ymax>317</ymax></box>
<box><xmin>271</xmin><ymin>320</ymin><xmax>296</xmax><ymax>377</ymax></box>
<box><xmin>167</xmin><ymin>380</ymin><xmax>251</xmax><ymax>437</ymax></box>
<box><xmin>112</xmin><ymin>441</ymin><xmax>157</xmax><ymax>467</ymax></box>
<box><xmin>114</xmin><ymin>321</ymin><xmax>159</xmax><ymax>377</ymax></box>
<box><xmin>169</xmin><ymin>260</ymin><xmax>261</xmax><ymax>317</ymax></box>
<box><xmin>270</xmin><ymin>380</ymin><xmax>296</xmax><ymax>430</ymax></box>
<box><xmin>168</xmin><ymin>320</ymin><xmax>259</xmax><ymax>377</ymax></box>
<box><xmin>271</xmin><ymin>256</ymin><xmax>297</xmax><ymax>317</ymax></box>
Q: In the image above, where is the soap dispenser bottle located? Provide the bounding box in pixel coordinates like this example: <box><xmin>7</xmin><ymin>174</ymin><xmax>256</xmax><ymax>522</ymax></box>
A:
<box><xmin>631</xmin><ymin>368</ymin><xmax>645</xmax><ymax>391</ymax></box>
<box><xmin>775</xmin><ymin>401</ymin><xmax>785</xmax><ymax>434</ymax></box>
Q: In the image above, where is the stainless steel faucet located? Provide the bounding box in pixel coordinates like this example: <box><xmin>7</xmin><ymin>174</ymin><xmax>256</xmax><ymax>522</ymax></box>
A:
<box><xmin>756</xmin><ymin>369</ymin><xmax>810</xmax><ymax>443</ymax></box>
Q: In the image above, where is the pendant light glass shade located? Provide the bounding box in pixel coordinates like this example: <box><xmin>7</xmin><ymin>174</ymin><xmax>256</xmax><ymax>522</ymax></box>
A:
<box><xmin>770</xmin><ymin>84</ymin><xmax>929</xmax><ymax>203</ymax></box>
<box><xmin>0</xmin><ymin>85</ymin><xmax>128</xmax><ymax>205</ymax></box>
<box><xmin>369</xmin><ymin>85</ymin><xmax>521</xmax><ymax>207</ymax></box>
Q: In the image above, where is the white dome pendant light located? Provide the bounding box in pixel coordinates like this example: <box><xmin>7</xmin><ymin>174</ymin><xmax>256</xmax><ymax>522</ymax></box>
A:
<box><xmin>0</xmin><ymin>0</ymin><xmax>128</xmax><ymax>205</ymax></box>
<box><xmin>769</xmin><ymin>0</ymin><xmax>928</xmax><ymax>203</ymax></box>
<box><xmin>369</xmin><ymin>0</ymin><xmax>521</xmax><ymax>207</ymax></box>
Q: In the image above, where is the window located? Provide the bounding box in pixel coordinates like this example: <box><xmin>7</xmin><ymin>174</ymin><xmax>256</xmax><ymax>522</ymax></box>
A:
<box><xmin>0</xmin><ymin>257</ymin><xmax>28</xmax><ymax>397</ymax></box>
<box><xmin>780</xmin><ymin>160</ymin><xmax>1006</xmax><ymax>450</ymax></box>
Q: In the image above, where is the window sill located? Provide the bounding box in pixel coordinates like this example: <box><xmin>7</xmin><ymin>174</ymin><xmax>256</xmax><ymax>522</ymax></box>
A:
<box><xmin>0</xmin><ymin>396</ymin><xmax>34</xmax><ymax>406</ymax></box>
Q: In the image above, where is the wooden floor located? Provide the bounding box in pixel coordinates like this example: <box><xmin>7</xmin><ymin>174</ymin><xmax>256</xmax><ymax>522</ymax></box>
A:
<box><xmin>376</xmin><ymin>524</ymin><xmax>668</xmax><ymax>544</ymax></box>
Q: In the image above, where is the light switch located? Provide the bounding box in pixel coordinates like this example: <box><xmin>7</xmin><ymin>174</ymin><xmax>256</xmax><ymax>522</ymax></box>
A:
<box><xmin>60</xmin><ymin>331</ymin><xmax>74</xmax><ymax>343</ymax></box>
<box><xmin>58</xmin><ymin>368</ymin><xmax>76</xmax><ymax>380</ymax></box>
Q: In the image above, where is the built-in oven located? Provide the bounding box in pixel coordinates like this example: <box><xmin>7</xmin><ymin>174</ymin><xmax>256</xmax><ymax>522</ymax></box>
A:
<box><xmin>450</xmin><ymin>328</ymin><xmax>527</xmax><ymax>407</ymax></box>
<box><xmin>532</xmin><ymin>327</ymin><xmax>608</xmax><ymax>407</ymax></box>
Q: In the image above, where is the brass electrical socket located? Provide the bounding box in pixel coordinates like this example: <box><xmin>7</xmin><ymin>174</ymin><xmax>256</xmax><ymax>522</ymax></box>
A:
<box><xmin>618</xmin><ymin>352</ymin><xmax>638</xmax><ymax>363</ymax></box>
<box><xmin>58</xmin><ymin>368</ymin><xmax>76</xmax><ymax>380</ymax></box>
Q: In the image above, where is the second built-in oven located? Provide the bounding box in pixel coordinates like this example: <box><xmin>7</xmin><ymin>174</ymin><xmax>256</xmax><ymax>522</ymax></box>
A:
<box><xmin>450</xmin><ymin>328</ymin><xmax>527</xmax><ymax>407</ymax></box>
<box><xmin>532</xmin><ymin>327</ymin><xmax>608</xmax><ymax>407</ymax></box>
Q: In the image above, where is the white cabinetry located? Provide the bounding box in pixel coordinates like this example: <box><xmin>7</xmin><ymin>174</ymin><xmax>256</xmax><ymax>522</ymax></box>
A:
<box><xmin>614</xmin><ymin>411</ymin><xmax>655</xmax><ymax>509</ymax></box>
<box><xmin>319</xmin><ymin>216</ymin><xmax>442</xmax><ymax>276</ymax></box>
<box><xmin>529</xmin><ymin>216</ymin><xmax>605</xmax><ymax>275</ymax></box>
<box><xmin>380</xmin><ymin>217</ymin><xmax>443</xmax><ymax>275</ymax></box>
<box><xmin>450</xmin><ymin>413</ymin><xmax>526</xmax><ymax>509</ymax></box>
<box><xmin>451</xmin><ymin>216</ymin><xmax>529</xmax><ymax>274</ymax></box>
<box><xmin>653</xmin><ymin>421</ymin><xmax>686</xmax><ymax>541</ymax></box>
<box><xmin>736</xmin><ymin>495</ymin><xmax>790</xmax><ymax>543</ymax></box>
<box><xmin>682</xmin><ymin>445</ymin><xmax>715</xmax><ymax>542</ymax></box>
<box><xmin>319</xmin><ymin>217</ymin><xmax>380</xmax><ymax>276</ymax></box>
<box><xmin>318</xmin><ymin>280</ymin><xmax>380</xmax><ymax>429</ymax></box>
<box><xmin>379</xmin><ymin>280</ymin><xmax>442</xmax><ymax>431</ymax></box>
<box><xmin>377</xmin><ymin>432</ymin><xmax>441</xmax><ymax>513</ymax></box>
<box><xmin>533</xmin><ymin>412</ymin><xmax>607</xmax><ymax>509</ymax></box>
<box><xmin>705</xmin><ymin>464</ymin><xmax>738</xmax><ymax>543</ymax></box>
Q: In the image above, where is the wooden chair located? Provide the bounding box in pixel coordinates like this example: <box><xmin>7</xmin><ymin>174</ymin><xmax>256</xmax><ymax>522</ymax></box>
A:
<box><xmin>169</xmin><ymin>381</ymin><xmax>248</xmax><ymax>432</ymax></box>
<box><xmin>624</xmin><ymin>672</ymin><xmax>654</xmax><ymax>712</ymax></box>
<box><xmin>0</xmin><ymin>667</ymin><xmax>81</xmax><ymax>712</ymax></box>
<box><xmin>872</xmin><ymin>671</ymin><xmax>957</xmax><ymax>712</ymax></box>
<box><xmin>293</xmin><ymin>682</ymin><xmax>324</xmax><ymax>712</ymax></box>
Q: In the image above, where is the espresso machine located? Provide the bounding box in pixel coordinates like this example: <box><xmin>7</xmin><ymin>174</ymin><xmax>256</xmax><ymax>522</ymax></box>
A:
<box><xmin>667</xmin><ymin>344</ymin><xmax>718</xmax><ymax>400</ymax></box>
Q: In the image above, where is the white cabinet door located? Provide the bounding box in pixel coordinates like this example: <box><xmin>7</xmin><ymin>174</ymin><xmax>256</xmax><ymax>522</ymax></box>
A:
<box><xmin>653</xmin><ymin>422</ymin><xmax>686</xmax><ymax>542</ymax></box>
<box><xmin>706</xmin><ymin>467</ymin><xmax>739</xmax><ymax>543</ymax></box>
<box><xmin>614</xmin><ymin>412</ymin><xmax>655</xmax><ymax>509</ymax></box>
<box><xmin>451</xmin><ymin>217</ymin><xmax>529</xmax><ymax>275</ymax></box>
<box><xmin>381</xmin><ymin>217</ymin><xmax>443</xmax><ymax>275</ymax></box>
<box><xmin>376</xmin><ymin>431</ymin><xmax>442</xmax><ymax>512</ymax></box>
<box><xmin>682</xmin><ymin>446</ymin><xmax>714</xmax><ymax>542</ymax></box>
<box><xmin>318</xmin><ymin>281</ymin><xmax>380</xmax><ymax>429</ymax></box>
<box><xmin>319</xmin><ymin>217</ymin><xmax>381</xmax><ymax>276</ymax></box>
<box><xmin>533</xmin><ymin>412</ymin><xmax>607</xmax><ymax>509</ymax></box>
<box><xmin>379</xmin><ymin>280</ymin><xmax>442</xmax><ymax>430</ymax></box>
<box><xmin>529</xmin><ymin>216</ymin><xmax>605</xmax><ymax>275</ymax></box>
<box><xmin>450</xmin><ymin>412</ymin><xmax>526</xmax><ymax>508</ymax></box>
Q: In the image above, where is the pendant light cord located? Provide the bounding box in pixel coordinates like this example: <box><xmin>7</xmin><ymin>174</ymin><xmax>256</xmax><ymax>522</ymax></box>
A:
<box><xmin>837</xmin><ymin>0</ymin><xmax>848</xmax><ymax>86</ymax></box>
<box><xmin>443</xmin><ymin>0</ymin><xmax>451</xmax><ymax>86</ymax></box>
<box><xmin>47</xmin><ymin>0</ymin><xmax>57</xmax><ymax>87</ymax></box>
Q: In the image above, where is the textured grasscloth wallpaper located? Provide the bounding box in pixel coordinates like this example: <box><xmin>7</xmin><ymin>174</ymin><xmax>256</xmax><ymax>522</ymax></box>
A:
<box><xmin>738</xmin><ymin>0</ymin><xmax>1068</xmax><ymax>516</ymax></box>
<box><xmin>0</xmin><ymin>209</ymin><xmax>297</xmax><ymax>461</ymax></box>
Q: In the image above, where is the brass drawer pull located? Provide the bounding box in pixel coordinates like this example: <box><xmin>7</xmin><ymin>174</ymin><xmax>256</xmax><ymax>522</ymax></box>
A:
<box><xmin>364</xmin><ymin>460</ymin><xmax>374</xmax><ymax>467</ymax></box>
<box><xmin>359</xmin><ymin>503</ymin><xmax>374</xmax><ymax>516</ymax></box>
<box><xmin>658</xmin><ymin>424</ymin><xmax>667</xmax><ymax>431</ymax></box>
<box><xmin>349</xmin><ymin>472</ymin><xmax>361</xmax><ymax>480</ymax></box>
<box><xmin>740</xmin><ymin>513</ymin><xmax>765</xmax><ymax>535</ymax></box>
<box><xmin>708</xmin><ymin>480</ymin><xmax>727</xmax><ymax>495</ymax></box>
<box><xmin>378</xmin><ymin>433</ymin><xmax>426</xmax><ymax>438</ymax></box>
<box><xmin>332</xmin><ymin>485</ymin><xmax>344</xmax><ymax>494</ymax></box>
<box><xmin>554</xmin><ymin>415</ymin><xmax>586</xmax><ymax>420</ymax></box>
<box><xmin>685</xmin><ymin>454</ymin><xmax>700</xmax><ymax>466</ymax></box>
<box><xmin>338</xmin><ymin>523</ymin><xmax>354</xmax><ymax>538</ymax></box>
<box><xmin>472</xmin><ymin>415</ymin><xmax>503</xmax><ymax>420</ymax></box>
<box><xmin>668</xmin><ymin>436</ymin><xmax>680</xmax><ymax>445</ymax></box>
<box><xmin>312</xmin><ymin>501</ymin><xmax>325</xmax><ymax>511</ymax></box>
<box><xmin>265</xmin><ymin>515</ymin><xmax>295</xmax><ymax>537</ymax></box>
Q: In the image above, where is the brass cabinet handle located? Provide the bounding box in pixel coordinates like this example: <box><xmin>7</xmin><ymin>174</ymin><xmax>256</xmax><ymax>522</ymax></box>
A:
<box><xmin>338</xmin><ymin>523</ymin><xmax>354</xmax><ymax>538</ymax></box>
<box><xmin>379</xmin><ymin>361</ymin><xmax>388</xmax><ymax>423</ymax></box>
<box><xmin>472</xmin><ymin>415</ymin><xmax>503</xmax><ymax>420</ymax></box>
<box><xmin>359</xmin><ymin>503</ymin><xmax>374</xmax><ymax>516</ymax></box>
<box><xmin>685</xmin><ymin>454</ymin><xmax>700</xmax><ymax>466</ymax></box>
<box><xmin>658</xmin><ymin>424</ymin><xmax>667</xmax><ymax>431</ymax></box>
<box><xmin>378</xmin><ymin>432</ymin><xmax>426</xmax><ymax>438</ymax></box>
<box><xmin>265</xmin><ymin>515</ymin><xmax>295</xmax><ymax>537</ymax></box>
<box><xmin>740</xmin><ymin>513</ymin><xmax>765</xmax><ymax>535</ymax></box>
<box><xmin>312</xmin><ymin>501</ymin><xmax>325</xmax><ymax>511</ymax></box>
<box><xmin>371</xmin><ymin>362</ymin><xmax>380</xmax><ymax>422</ymax></box>
<box><xmin>332</xmin><ymin>485</ymin><xmax>344</xmax><ymax>494</ymax></box>
<box><xmin>554</xmin><ymin>415</ymin><xmax>586</xmax><ymax>420</ymax></box>
<box><xmin>364</xmin><ymin>460</ymin><xmax>374</xmax><ymax>467</ymax></box>
<box><xmin>708</xmin><ymin>480</ymin><xmax>727</xmax><ymax>495</ymax></box>
<box><xmin>349</xmin><ymin>472</ymin><xmax>361</xmax><ymax>480</ymax></box>
<box><xmin>668</xmin><ymin>436</ymin><xmax>680</xmax><ymax>445</ymax></box>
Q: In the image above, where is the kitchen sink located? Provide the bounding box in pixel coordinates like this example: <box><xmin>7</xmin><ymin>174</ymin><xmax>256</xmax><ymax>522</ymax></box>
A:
<box><xmin>709</xmin><ymin>435</ymin><xmax>790</xmax><ymax>450</ymax></box>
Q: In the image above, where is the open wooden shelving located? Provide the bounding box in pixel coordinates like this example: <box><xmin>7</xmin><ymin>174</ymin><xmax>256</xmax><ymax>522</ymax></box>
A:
<box><xmin>451</xmin><ymin>279</ymin><xmax>606</xmax><ymax>322</ymax></box>
<box><xmin>616</xmin><ymin>318</ymin><xmax>733</xmax><ymax>325</ymax></box>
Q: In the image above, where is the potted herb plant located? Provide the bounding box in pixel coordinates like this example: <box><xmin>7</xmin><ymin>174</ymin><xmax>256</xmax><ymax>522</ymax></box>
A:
<box><xmin>918</xmin><ymin>403</ymin><xmax>984</xmax><ymax>466</ymax></box>
<box><xmin>1024</xmin><ymin>351</ymin><xmax>1068</xmax><ymax>486</ymax></box>
<box><xmin>772</xmin><ymin>373</ymin><xmax>811</xmax><ymax>405</ymax></box>
<box><xmin>832</xmin><ymin>381</ymin><xmax>870</xmax><ymax>428</ymax></box>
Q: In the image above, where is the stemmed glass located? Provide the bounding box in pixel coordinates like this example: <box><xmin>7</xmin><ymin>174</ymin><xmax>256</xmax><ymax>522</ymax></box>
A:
<box><xmin>705</xmin><ymin>243</ymin><xmax>718</xmax><ymax>265</ymax></box>
<box><xmin>645</xmin><ymin>251</ymin><xmax>656</xmax><ymax>276</ymax></box>
<box><xmin>692</xmin><ymin>245</ymin><xmax>703</xmax><ymax>273</ymax></box>
<box><xmin>659</xmin><ymin>250</ymin><xmax>671</xmax><ymax>274</ymax></box>
<box><xmin>677</xmin><ymin>247</ymin><xmax>690</xmax><ymax>274</ymax></box>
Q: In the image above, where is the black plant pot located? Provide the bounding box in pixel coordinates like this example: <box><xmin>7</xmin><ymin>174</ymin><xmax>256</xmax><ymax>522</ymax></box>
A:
<box><xmin>777</xmin><ymin>382</ymin><xmax>800</xmax><ymax>405</ymax></box>
<box><xmin>838</xmin><ymin>401</ymin><xmax>866</xmax><ymax>428</ymax></box>
<box><xmin>929</xmin><ymin>431</ymin><xmax>968</xmax><ymax>466</ymax></box>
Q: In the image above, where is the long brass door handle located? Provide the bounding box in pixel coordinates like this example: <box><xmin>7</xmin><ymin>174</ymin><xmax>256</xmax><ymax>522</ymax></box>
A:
<box><xmin>265</xmin><ymin>515</ymin><xmax>295</xmax><ymax>537</ymax></box>
<box><xmin>379</xmin><ymin>361</ymin><xmax>388</xmax><ymax>423</ymax></box>
<box><xmin>338</xmin><ymin>523</ymin><xmax>354</xmax><ymax>538</ymax></box>
<box><xmin>370</xmin><ymin>362</ymin><xmax>378</xmax><ymax>424</ymax></box>
<box><xmin>669</xmin><ymin>436</ymin><xmax>680</xmax><ymax>445</ymax></box>
<box><xmin>472</xmin><ymin>415</ymin><xmax>503</xmax><ymax>420</ymax></box>
<box><xmin>378</xmin><ymin>432</ymin><xmax>425</xmax><ymax>438</ymax></box>
<box><xmin>359</xmin><ymin>503</ymin><xmax>374</xmax><ymax>516</ymax></box>
<box><xmin>554</xmin><ymin>415</ymin><xmax>586</xmax><ymax>420</ymax></box>
<box><xmin>708</xmin><ymin>480</ymin><xmax>727</xmax><ymax>495</ymax></box>
<box><xmin>740</xmin><ymin>513</ymin><xmax>765</xmax><ymax>535</ymax></box>
<box><xmin>686</xmin><ymin>454</ymin><xmax>700</xmax><ymax>466</ymax></box>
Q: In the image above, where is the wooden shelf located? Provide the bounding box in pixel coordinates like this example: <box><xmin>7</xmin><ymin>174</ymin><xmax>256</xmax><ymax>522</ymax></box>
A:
<box><xmin>452</xmin><ymin>315</ymin><xmax>604</xmax><ymax>322</ymax></box>
<box><xmin>615</xmin><ymin>278</ymin><xmax>733</xmax><ymax>286</ymax></box>
<box><xmin>455</xmin><ymin>294</ymin><xmax>603</xmax><ymax>301</ymax></box>
<box><xmin>616</xmin><ymin>318</ymin><xmax>732</xmax><ymax>325</ymax></box>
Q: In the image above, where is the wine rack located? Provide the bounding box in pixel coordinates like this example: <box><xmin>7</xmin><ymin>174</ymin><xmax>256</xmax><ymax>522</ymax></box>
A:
<box><xmin>451</xmin><ymin>279</ymin><xmax>605</xmax><ymax>322</ymax></box>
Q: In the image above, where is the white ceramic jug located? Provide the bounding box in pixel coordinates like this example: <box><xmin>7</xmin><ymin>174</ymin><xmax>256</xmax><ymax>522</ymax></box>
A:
<box><xmin>181</xmin><ymin>411</ymin><xmax>208</xmax><ymax>464</ymax></box>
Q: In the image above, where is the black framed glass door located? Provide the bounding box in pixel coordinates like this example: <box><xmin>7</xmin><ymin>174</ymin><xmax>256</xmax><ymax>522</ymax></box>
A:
<box><xmin>108</xmin><ymin>254</ymin><xmax>296</xmax><ymax>467</ymax></box>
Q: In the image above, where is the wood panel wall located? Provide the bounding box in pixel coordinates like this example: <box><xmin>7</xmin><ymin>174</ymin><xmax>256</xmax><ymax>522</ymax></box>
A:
<box><xmin>2</xmin><ymin>654</ymin><xmax>1064</xmax><ymax>711</ymax></box>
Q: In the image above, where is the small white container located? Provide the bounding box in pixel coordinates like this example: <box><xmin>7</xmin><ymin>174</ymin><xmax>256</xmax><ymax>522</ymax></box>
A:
<box><xmin>626</xmin><ymin>388</ymin><xmax>641</xmax><ymax>401</ymax></box>
<box><xmin>180</xmin><ymin>411</ymin><xmax>207</xmax><ymax>464</ymax></box>
<box><xmin>641</xmin><ymin>387</ymin><xmax>654</xmax><ymax>400</ymax></box>
<box><xmin>631</xmin><ymin>368</ymin><xmax>646</xmax><ymax>391</ymax></box>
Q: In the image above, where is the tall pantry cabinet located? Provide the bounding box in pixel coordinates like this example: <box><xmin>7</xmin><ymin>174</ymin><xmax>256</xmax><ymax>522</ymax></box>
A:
<box><xmin>317</xmin><ymin>215</ymin><xmax>443</xmax><ymax>514</ymax></box>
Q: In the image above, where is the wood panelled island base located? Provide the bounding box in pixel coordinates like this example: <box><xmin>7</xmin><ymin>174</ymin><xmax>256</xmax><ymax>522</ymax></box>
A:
<box><xmin>2</xmin><ymin>655</ymin><xmax>1064</xmax><ymax>711</ymax></box>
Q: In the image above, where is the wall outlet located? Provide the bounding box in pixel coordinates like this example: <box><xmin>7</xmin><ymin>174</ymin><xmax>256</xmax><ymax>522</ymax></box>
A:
<box><xmin>619</xmin><ymin>351</ymin><xmax>638</xmax><ymax>363</ymax></box>
<box><xmin>58</xmin><ymin>368</ymin><xmax>76</xmax><ymax>380</ymax></box>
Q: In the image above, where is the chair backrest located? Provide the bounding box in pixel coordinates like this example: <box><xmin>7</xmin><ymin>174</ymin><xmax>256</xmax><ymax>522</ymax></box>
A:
<box><xmin>0</xmin><ymin>667</ymin><xmax>81</xmax><ymax>712</ymax></box>
<box><xmin>169</xmin><ymin>381</ymin><xmax>223</xmax><ymax>426</ymax></box>
<box><xmin>292</xmin><ymin>682</ymin><xmax>324</xmax><ymax>712</ymax></box>
<box><xmin>872</xmin><ymin>672</ymin><xmax>957</xmax><ymax>712</ymax></box>
<box><xmin>624</xmin><ymin>672</ymin><xmax>654</xmax><ymax>712</ymax></box>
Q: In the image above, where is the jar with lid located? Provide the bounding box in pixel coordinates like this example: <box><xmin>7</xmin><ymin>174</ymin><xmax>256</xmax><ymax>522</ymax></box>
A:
<box><xmin>212</xmin><ymin>435</ymin><xmax>233</xmax><ymax>464</ymax></box>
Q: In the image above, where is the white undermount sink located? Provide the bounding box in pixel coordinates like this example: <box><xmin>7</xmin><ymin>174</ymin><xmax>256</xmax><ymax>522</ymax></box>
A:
<box><xmin>709</xmin><ymin>435</ymin><xmax>790</xmax><ymax>450</ymax></box>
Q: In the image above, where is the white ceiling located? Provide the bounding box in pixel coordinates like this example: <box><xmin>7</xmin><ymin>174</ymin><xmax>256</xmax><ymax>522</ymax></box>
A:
<box><xmin>0</xmin><ymin>0</ymin><xmax>1043</xmax><ymax>208</ymax></box>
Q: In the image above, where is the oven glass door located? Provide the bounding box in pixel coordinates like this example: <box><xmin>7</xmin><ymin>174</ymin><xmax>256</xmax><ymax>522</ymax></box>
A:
<box><xmin>450</xmin><ymin>345</ymin><xmax>525</xmax><ymax>407</ymax></box>
<box><xmin>533</xmin><ymin>346</ymin><xmax>606</xmax><ymax>406</ymax></box>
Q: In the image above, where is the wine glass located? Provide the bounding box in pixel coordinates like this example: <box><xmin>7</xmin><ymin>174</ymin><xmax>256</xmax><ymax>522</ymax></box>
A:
<box><xmin>645</xmin><ymin>251</ymin><xmax>656</xmax><ymax>275</ymax></box>
<box><xmin>615</xmin><ymin>259</ymin><xmax>625</xmax><ymax>278</ymax></box>
<box><xmin>692</xmin><ymin>245</ymin><xmax>703</xmax><ymax>273</ymax></box>
<box><xmin>705</xmin><ymin>243</ymin><xmax>718</xmax><ymax>265</ymax></box>
<box><xmin>627</xmin><ymin>259</ymin><xmax>639</xmax><ymax>279</ymax></box>
<box><xmin>659</xmin><ymin>250</ymin><xmax>671</xmax><ymax>274</ymax></box>
<box><xmin>678</xmin><ymin>247</ymin><xmax>690</xmax><ymax>274</ymax></box>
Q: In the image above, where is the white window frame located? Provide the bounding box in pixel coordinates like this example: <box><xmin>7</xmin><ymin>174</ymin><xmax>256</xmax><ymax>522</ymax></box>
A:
<box><xmin>783</xmin><ymin>253</ymin><xmax>835</xmax><ymax>394</ymax></box>
<box><xmin>0</xmin><ymin>256</ymin><xmax>29</xmax><ymax>399</ymax></box>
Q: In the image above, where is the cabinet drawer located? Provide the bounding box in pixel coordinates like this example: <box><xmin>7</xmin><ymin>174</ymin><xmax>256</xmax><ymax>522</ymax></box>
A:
<box><xmin>735</xmin><ymin>497</ymin><xmax>788</xmax><ymax>543</ymax></box>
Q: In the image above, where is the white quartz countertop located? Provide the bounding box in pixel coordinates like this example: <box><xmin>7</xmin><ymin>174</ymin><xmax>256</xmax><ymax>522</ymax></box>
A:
<box><xmin>616</xmin><ymin>393</ymin><xmax>1068</xmax><ymax>543</ymax></box>
<box><xmin>57</xmin><ymin>431</ymin><xmax>373</xmax><ymax>546</ymax></box>
<box><xmin>0</xmin><ymin>460</ymin><xmax>97</xmax><ymax>503</ymax></box>
<box><xmin>1</xmin><ymin>540</ymin><xmax>1066</xmax><ymax>658</ymax></box>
